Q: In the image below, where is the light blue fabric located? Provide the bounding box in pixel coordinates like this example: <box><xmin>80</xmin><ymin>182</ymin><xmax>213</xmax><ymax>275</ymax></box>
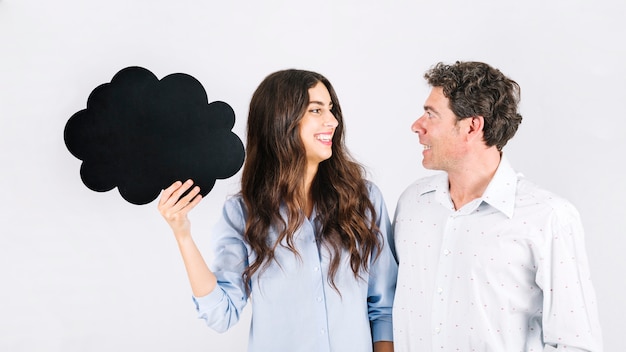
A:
<box><xmin>192</xmin><ymin>182</ymin><xmax>398</xmax><ymax>352</ymax></box>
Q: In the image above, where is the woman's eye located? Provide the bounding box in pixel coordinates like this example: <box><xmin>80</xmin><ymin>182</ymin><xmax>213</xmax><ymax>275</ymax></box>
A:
<box><xmin>310</xmin><ymin>109</ymin><xmax>321</xmax><ymax>114</ymax></box>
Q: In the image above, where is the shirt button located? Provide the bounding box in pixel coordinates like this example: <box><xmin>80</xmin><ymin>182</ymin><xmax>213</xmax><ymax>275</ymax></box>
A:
<box><xmin>316</xmin><ymin>296</ymin><xmax>323</xmax><ymax>302</ymax></box>
<box><xmin>321</xmin><ymin>328</ymin><xmax>326</xmax><ymax>334</ymax></box>
<box><xmin>437</xmin><ymin>287</ymin><xmax>444</xmax><ymax>294</ymax></box>
<box><xmin>435</xmin><ymin>327</ymin><xmax>441</xmax><ymax>334</ymax></box>
<box><xmin>443</xmin><ymin>249</ymin><xmax>451</xmax><ymax>255</ymax></box>
<box><xmin>314</xmin><ymin>266</ymin><xmax>319</xmax><ymax>272</ymax></box>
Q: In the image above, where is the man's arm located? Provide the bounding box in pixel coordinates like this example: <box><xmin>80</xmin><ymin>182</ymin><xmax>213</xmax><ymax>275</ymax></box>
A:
<box><xmin>538</xmin><ymin>203</ymin><xmax>603</xmax><ymax>351</ymax></box>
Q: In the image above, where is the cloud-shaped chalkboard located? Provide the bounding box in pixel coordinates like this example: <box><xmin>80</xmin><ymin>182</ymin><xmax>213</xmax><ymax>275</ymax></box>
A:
<box><xmin>64</xmin><ymin>66</ymin><xmax>245</xmax><ymax>205</ymax></box>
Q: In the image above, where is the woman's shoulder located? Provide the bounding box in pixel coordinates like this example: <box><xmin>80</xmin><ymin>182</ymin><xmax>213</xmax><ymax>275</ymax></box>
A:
<box><xmin>364</xmin><ymin>179</ymin><xmax>381</xmax><ymax>193</ymax></box>
<box><xmin>364</xmin><ymin>180</ymin><xmax>385</xmax><ymax>203</ymax></box>
<box><xmin>220</xmin><ymin>193</ymin><xmax>248</xmax><ymax>220</ymax></box>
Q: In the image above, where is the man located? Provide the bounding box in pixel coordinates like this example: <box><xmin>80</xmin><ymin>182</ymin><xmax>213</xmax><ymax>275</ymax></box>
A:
<box><xmin>392</xmin><ymin>61</ymin><xmax>602</xmax><ymax>351</ymax></box>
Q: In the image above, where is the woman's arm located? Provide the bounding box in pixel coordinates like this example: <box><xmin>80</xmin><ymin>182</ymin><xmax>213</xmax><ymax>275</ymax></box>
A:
<box><xmin>158</xmin><ymin>180</ymin><xmax>217</xmax><ymax>297</ymax></box>
<box><xmin>366</xmin><ymin>182</ymin><xmax>399</xmax><ymax>345</ymax></box>
<box><xmin>373</xmin><ymin>341</ymin><xmax>393</xmax><ymax>352</ymax></box>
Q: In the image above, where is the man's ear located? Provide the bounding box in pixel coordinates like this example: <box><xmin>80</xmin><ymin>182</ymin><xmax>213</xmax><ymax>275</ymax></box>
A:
<box><xmin>467</xmin><ymin>115</ymin><xmax>485</xmax><ymax>140</ymax></box>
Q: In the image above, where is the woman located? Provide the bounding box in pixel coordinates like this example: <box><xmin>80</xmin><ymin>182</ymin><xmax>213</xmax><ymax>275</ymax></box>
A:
<box><xmin>158</xmin><ymin>69</ymin><xmax>397</xmax><ymax>352</ymax></box>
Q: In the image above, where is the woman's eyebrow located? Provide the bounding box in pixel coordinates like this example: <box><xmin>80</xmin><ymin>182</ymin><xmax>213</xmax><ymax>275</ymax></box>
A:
<box><xmin>308</xmin><ymin>100</ymin><xmax>332</xmax><ymax>107</ymax></box>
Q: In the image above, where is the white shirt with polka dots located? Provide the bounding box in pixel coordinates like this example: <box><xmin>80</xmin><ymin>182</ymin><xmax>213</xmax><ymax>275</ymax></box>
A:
<box><xmin>392</xmin><ymin>156</ymin><xmax>603</xmax><ymax>352</ymax></box>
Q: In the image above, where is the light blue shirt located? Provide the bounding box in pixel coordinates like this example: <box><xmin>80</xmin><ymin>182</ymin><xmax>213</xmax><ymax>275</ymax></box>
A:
<box><xmin>193</xmin><ymin>182</ymin><xmax>398</xmax><ymax>352</ymax></box>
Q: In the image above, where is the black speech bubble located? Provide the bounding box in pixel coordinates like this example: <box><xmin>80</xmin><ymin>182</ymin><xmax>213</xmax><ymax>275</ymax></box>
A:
<box><xmin>64</xmin><ymin>66</ymin><xmax>245</xmax><ymax>205</ymax></box>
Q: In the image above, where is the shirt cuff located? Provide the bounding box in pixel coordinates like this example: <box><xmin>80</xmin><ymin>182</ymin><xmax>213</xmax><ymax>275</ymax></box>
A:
<box><xmin>191</xmin><ymin>288</ymin><xmax>224</xmax><ymax>313</ymax></box>
<box><xmin>371</xmin><ymin>318</ymin><xmax>394</xmax><ymax>342</ymax></box>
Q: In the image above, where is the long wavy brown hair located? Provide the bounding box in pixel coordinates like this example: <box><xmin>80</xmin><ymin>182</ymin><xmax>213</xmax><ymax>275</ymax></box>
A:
<box><xmin>240</xmin><ymin>69</ymin><xmax>381</xmax><ymax>293</ymax></box>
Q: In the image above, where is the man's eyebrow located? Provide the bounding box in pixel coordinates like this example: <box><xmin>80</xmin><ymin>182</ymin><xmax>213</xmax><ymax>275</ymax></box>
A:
<box><xmin>424</xmin><ymin>104</ymin><xmax>437</xmax><ymax>113</ymax></box>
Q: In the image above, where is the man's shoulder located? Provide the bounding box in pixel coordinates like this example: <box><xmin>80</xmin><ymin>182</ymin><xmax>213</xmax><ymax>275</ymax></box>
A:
<box><xmin>516</xmin><ymin>177</ymin><xmax>580</xmax><ymax>220</ymax></box>
<box><xmin>402</xmin><ymin>173</ymin><xmax>443</xmax><ymax>195</ymax></box>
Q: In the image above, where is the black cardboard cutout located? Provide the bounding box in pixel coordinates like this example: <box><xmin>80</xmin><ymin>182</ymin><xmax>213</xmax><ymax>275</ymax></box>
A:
<box><xmin>64</xmin><ymin>66</ymin><xmax>245</xmax><ymax>205</ymax></box>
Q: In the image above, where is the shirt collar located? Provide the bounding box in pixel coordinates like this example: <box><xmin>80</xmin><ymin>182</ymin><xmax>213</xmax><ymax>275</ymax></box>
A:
<box><xmin>418</xmin><ymin>155</ymin><xmax>519</xmax><ymax>218</ymax></box>
<box><xmin>419</xmin><ymin>172</ymin><xmax>455</xmax><ymax>210</ymax></box>
<box><xmin>479</xmin><ymin>155</ymin><xmax>518</xmax><ymax>218</ymax></box>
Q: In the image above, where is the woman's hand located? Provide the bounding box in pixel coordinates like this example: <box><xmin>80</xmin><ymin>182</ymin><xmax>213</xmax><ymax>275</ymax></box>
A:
<box><xmin>158</xmin><ymin>180</ymin><xmax>202</xmax><ymax>239</ymax></box>
<box><xmin>158</xmin><ymin>179</ymin><xmax>216</xmax><ymax>297</ymax></box>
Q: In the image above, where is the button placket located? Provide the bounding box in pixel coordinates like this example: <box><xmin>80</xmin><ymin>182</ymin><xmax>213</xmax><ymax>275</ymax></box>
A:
<box><xmin>431</xmin><ymin>213</ymin><xmax>458</xmax><ymax>341</ymax></box>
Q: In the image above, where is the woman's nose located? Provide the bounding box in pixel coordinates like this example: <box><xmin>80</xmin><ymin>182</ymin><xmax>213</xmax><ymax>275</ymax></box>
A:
<box><xmin>324</xmin><ymin>112</ymin><xmax>338</xmax><ymax>128</ymax></box>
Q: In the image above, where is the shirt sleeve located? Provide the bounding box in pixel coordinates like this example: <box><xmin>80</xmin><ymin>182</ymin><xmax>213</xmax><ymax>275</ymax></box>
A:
<box><xmin>536</xmin><ymin>201</ymin><xmax>603</xmax><ymax>351</ymax></box>
<box><xmin>366</xmin><ymin>182</ymin><xmax>398</xmax><ymax>343</ymax></box>
<box><xmin>192</xmin><ymin>197</ymin><xmax>250</xmax><ymax>333</ymax></box>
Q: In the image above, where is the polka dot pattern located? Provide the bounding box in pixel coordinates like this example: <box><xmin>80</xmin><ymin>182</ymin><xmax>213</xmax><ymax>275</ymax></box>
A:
<box><xmin>392</xmin><ymin>157</ymin><xmax>603</xmax><ymax>352</ymax></box>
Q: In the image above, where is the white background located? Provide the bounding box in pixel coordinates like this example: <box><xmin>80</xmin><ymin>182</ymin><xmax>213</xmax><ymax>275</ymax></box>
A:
<box><xmin>1</xmin><ymin>0</ymin><xmax>624</xmax><ymax>351</ymax></box>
